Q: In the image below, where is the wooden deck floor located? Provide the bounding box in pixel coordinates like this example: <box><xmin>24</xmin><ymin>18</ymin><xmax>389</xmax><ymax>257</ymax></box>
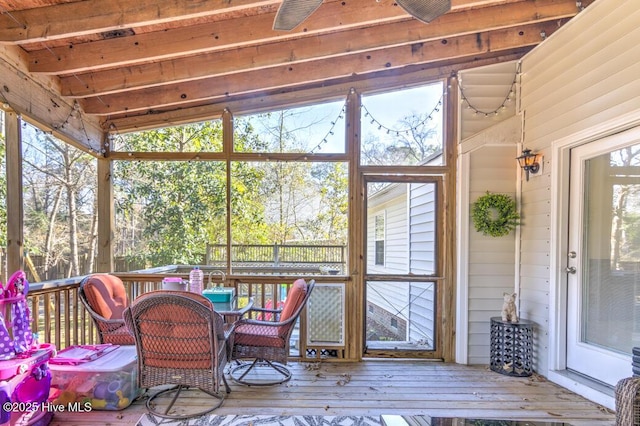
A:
<box><xmin>49</xmin><ymin>361</ymin><xmax>616</xmax><ymax>426</ymax></box>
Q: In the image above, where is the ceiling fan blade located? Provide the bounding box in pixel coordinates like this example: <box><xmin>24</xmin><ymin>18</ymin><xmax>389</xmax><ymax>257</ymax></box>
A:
<box><xmin>273</xmin><ymin>0</ymin><xmax>324</xmax><ymax>31</ymax></box>
<box><xmin>395</xmin><ymin>0</ymin><xmax>450</xmax><ymax>24</ymax></box>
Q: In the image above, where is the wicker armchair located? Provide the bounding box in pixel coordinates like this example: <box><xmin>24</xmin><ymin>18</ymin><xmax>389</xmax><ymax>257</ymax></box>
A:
<box><xmin>123</xmin><ymin>290</ymin><xmax>230</xmax><ymax>419</ymax></box>
<box><xmin>79</xmin><ymin>274</ymin><xmax>135</xmax><ymax>345</ymax></box>
<box><xmin>616</xmin><ymin>376</ymin><xmax>640</xmax><ymax>425</ymax></box>
<box><xmin>229</xmin><ymin>279</ymin><xmax>315</xmax><ymax>386</ymax></box>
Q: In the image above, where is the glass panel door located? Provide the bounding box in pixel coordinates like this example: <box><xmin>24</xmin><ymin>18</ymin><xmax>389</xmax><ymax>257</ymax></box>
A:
<box><xmin>567</xmin><ymin>129</ymin><xmax>640</xmax><ymax>385</ymax></box>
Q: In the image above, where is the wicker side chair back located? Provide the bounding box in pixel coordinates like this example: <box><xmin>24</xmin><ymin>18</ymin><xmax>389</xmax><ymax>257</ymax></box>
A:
<box><xmin>123</xmin><ymin>290</ymin><xmax>230</xmax><ymax>419</ymax></box>
<box><xmin>229</xmin><ymin>279</ymin><xmax>315</xmax><ymax>386</ymax></box>
<box><xmin>79</xmin><ymin>274</ymin><xmax>135</xmax><ymax>345</ymax></box>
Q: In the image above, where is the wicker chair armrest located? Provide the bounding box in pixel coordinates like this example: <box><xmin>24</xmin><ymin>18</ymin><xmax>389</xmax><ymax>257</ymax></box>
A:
<box><xmin>235</xmin><ymin>314</ymin><xmax>298</xmax><ymax>328</ymax></box>
<box><xmin>247</xmin><ymin>307</ymin><xmax>282</xmax><ymax>315</ymax></box>
<box><xmin>223</xmin><ymin>322</ymin><xmax>236</xmax><ymax>339</ymax></box>
<box><xmin>244</xmin><ymin>306</ymin><xmax>283</xmax><ymax>322</ymax></box>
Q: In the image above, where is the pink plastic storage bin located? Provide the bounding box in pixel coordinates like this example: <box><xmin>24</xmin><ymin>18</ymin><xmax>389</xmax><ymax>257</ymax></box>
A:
<box><xmin>0</xmin><ymin>344</ymin><xmax>55</xmax><ymax>426</ymax></box>
<box><xmin>48</xmin><ymin>345</ymin><xmax>139</xmax><ymax>411</ymax></box>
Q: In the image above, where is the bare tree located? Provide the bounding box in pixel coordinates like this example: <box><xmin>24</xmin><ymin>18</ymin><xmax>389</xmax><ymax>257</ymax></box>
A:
<box><xmin>23</xmin><ymin>128</ymin><xmax>96</xmax><ymax>278</ymax></box>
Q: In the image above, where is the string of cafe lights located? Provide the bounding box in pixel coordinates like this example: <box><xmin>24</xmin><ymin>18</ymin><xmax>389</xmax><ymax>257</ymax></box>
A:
<box><xmin>1</xmin><ymin>83</ymin><xmax>101</xmax><ymax>155</ymax></box>
<box><xmin>457</xmin><ymin>64</ymin><xmax>519</xmax><ymax>117</ymax></box>
<box><xmin>308</xmin><ymin>104</ymin><xmax>346</xmax><ymax>154</ymax></box>
<box><xmin>0</xmin><ymin>7</ymin><xmax>440</xmax><ymax>154</ymax></box>
<box><xmin>361</xmin><ymin>95</ymin><xmax>443</xmax><ymax>137</ymax></box>
<box><xmin>107</xmin><ymin>93</ymin><xmax>442</xmax><ymax>157</ymax></box>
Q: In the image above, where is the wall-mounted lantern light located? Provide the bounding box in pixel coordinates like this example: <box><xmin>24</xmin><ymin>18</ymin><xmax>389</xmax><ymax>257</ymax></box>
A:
<box><xmin>516</xmin><ymin>148</ymin><xmax>540</xmax><ymax>181</ymax></box>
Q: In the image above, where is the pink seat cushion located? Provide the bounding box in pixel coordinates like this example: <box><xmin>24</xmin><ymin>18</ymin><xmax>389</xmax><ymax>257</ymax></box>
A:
<box><xmin>233</xmin><ymin>323</ymin><xmax>287</xmax><ymax>348</ymax></box>
<box><xmin>83</xmin><ymin>274</ymin><xmax>128</xmax><ymax>319</ymax></box>
<box><xmin>279</xmin><ymin>279</ymin><xmax>307</xmax><ymax>323</ymax></box>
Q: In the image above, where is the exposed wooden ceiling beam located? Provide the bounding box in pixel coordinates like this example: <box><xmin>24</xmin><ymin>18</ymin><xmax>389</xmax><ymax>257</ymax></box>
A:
<box><xmin>24</xmin><ymin>0</ymin><xmax>534</xmax><ymax>74</ymax></box>
<box><xmin>60</xmin><ymin>0</ymin><xmax>582</xmax><ymax>98</ymax></box>
<box><xmin>82</xmin><ymin>21</ymin><xmax>558</xmax><ymax>115</ymax></box>
<box><xmin>0</xmin><ymin>0</ymin><xmax>594</xmax><ymax>144</ymax></box>
<box><xmin>106</xmin><ymin>50</ymin><xmax>529</xmax><ymax>134</ymax></box>
<box><xmin>0</xmin><ymin>0</ymin><xmax>281</xmax><ymax>43</ymax></box>
<box><xmin>26</xmin><ymin>2</ymin><xmax>406</xmax><ymax>74</ymax></box>
<box><xmin>0</xmin><ymin>0</ymin><xmax>527</xmax><ymax>45</ymax></box>
<box><xmin>0</xmin><ymin>44</ymin><xmax>103</xmax><ymax>152</ymax></box>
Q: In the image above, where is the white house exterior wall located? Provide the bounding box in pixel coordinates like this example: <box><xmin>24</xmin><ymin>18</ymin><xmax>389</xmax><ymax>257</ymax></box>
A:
<box><xmin>458</xmin><ymin>117</ymin><xmax>520</xmax><ymax>364</ymax></box>
<box><xmin>517</xmin><ymin>0</ymin><xmax>640</xmax><ymax>407</ymax></box>
<box><xmin>409</xmin><ymin>183</ymin><xmax>437</xmax><ymax>343</ymax></box>
<box><xmin>367</xmin><ymin>189</ymin><xmax>409</xmax><ymax>314</ymax></box>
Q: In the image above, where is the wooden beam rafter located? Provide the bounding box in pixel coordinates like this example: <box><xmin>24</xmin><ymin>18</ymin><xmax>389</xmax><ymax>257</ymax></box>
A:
<box><xmin>23</xmin><ymin>0</ymin><xmax>539</xmax><ymax>74</ymax></box>
<box><xmin>0</xmin><ymin>45</ymin><xmax>103</xmax><ymax>152</ymax></box>
<box><xmin>81</xmin><ymin>21</ymin><xmax>563</xmax><ymax>115</ymax></box>
<box><xmin>26</xmin><ymin>1</ymin><xmax>407</xmax><ymax>74</ymax></box>
<box><xmin>0</xmin><ymin>0</ymin><xmax>281</xmax><ymax>44</ymax></box>
<box><xmin>104</xmin><ymin>50</ymin><xmax>529</xmax><ymax>133</ymax></box>
<box><xmin>59</xmin><ymin>0</ymin><xmax>583</xmax><ymax>98</ymax></box>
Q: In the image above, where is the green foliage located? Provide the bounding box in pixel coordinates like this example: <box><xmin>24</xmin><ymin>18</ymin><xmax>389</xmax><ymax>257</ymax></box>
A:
<box><xmin>116</xmin><ymin>121</ymin><xmax>224</xmax><ymax>152</ymax></box>
<box><xmin>115</xmin><ymin>121</ymin><xmax>269</xmax><ymax>266</ymax></box>
<box><xmin>472</xmin><ymin>192</ymin><xmax>519</xmax><ymax>237</ymax></box>
<box><xmin>310</xmin><ymin>162</ymin><xmax>348</xmax><ymax>243</ymax></box>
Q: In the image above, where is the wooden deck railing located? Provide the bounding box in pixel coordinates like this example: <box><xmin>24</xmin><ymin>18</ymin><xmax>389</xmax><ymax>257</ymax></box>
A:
<box><xmin>11</xmin><ymin>244</ymin><xmax>346</xmax><ymax>284</ymax></box>
<box><xmin>27</xmin><ymin>272</ymin><xmax>346</xmax><ymax>356</ymax></box>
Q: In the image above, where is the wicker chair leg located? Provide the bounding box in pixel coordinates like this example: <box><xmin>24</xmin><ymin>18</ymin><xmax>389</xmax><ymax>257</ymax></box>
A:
<box><xmin>146</xmin><ymin>385</ymin><xmax>224</xmax><ymax>419</ymax></box>
<box><xmin>222</xmin><ymin>371</ymin><xmax>231</xmax><ymax>393</ymax></box>
<box><xmin>615</xmin><ymin>376</ymin><xmax>640</xmax><ymax>426</ymax></box>
<box><xmin>230</xmin><ymin>358</ymin><xmax>292</xmax><ymax>386</ymax></box>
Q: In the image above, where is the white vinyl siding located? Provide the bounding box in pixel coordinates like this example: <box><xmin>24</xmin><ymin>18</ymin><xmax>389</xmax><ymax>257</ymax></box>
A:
<box><xmin>518</xmin><ymin>0</ymin><xmax>640</xmax><ymax>377</ymax></box>
<box><xmin>374</xmin><ymin>214</ymin><xmax>385</xmax><ymax>266</ymax></box>
<box><xmin>459</xmin><ymin>61</ymin><xmax>519</xmax><ymax>141</ymax></box>
<box><xmin>409</xmin><ymin>183</ymin><xmax>437</xmax><ymax>344</ymax></box>
<box><xmin>409</xmin><ymin>183</ymin><xmax>436</xmax><ymax>274</ymax></box>
<box><xmin>367</xmin><ymin>186</ymin><xmax>408</xmax><ymax>275</ymax></box>
<box><xmin>458</xmin><ymin>116</ymin><xmax>520</xmax><ymax>365</ymax></box>
<box><xmin>367</xmin><ymin>186</ymin><xmax>409</xmax><ymax>318</ymax></box>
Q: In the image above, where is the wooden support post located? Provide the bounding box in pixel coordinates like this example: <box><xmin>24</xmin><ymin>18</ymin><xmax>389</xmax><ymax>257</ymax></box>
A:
<box><xmin>5</xmin><ymin>110</ymin><xmax>24</xmax><ymax>276</ymax></box>
<box><xmin>442</xmin><ymin>74</ymin><xmax>459</xmax><ymax>363</ymax></box>
<box><xmin>96</xmin><ymin>152</ymin><xmax>114</xmax><ymax>272</ymax></box>
<box><xmin>223</xmin><ymin>108</ymin><xmax>233</xmax><ymax>272</ymax></box>
<box><xmin>346</xmin><ymin>88</ymin><xmax>362</xmax><ymax>361</ymax></box>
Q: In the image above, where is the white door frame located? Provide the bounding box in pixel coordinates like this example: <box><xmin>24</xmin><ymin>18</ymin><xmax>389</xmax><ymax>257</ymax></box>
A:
<box><xmin>549</xmin><ymin>111</ymin><xmax>640</xmax><ymax>409</ymax></box>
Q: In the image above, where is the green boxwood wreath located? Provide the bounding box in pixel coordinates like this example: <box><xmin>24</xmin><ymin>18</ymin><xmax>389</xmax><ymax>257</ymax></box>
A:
<box><xmin>472</xmin><ymin>192</ymin><xmax>520</xmax><ymax>237</ymax></box>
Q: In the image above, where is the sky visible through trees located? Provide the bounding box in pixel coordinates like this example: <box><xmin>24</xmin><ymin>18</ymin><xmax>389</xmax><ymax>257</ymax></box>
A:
<box><xmin>1</xmin><ymin>82</ymin><xmax>446</xmax><ymax>279</ymax></box>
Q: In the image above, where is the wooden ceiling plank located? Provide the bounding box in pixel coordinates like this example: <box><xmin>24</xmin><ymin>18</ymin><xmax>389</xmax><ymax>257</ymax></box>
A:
<box><xmin>80</xmin><ymin>21</ymin><xmax>555</xmax><ymax>115</ymax></box>
<box><xmin>0</xmin><ymin>44</ymin><xmax>102</xmax><ymax>153</ymax></box>
<box><xmin>26</xmin><ymin>1</ymin><xmax>405</xmax><ymax>74</ymax></box>
<box><xmin>59</xmin><ymin>0</ymin><xmax>583</xmax><ymax>97</ymax></box>
<box><xmin>105</xmin><ymin>51</ymin><xmax>528</xmax><ymax>133</ymax></box>
<box><xmin>25</xmin><ymin>0</ymin><xmax>543</xmax><ymax>74</ymax></box>
<box><xmin>0</xmin><ymin>0</ymin><xmax>280</xmax><ymax>44</ymax></box>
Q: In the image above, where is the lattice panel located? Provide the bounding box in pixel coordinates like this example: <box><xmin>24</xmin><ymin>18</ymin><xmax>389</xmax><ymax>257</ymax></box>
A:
<box><xmin>307</xmin><ymin>284</ymin><xmax>344</xmax><ymax>346</ymax></box>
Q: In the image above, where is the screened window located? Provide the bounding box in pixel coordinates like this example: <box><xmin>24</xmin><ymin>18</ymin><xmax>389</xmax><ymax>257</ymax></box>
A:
<box><xmin>113</xmin><ymin>159</ymin><xmax>227</xmax><ymax>268</ymax></box>
<box><xmin>230</xmin><ymin>161</ymin><xmax>348</xmax><ymax>274</ymax></box>
<box><xmin>234</xmin><ymin>100</ymin><xmax>346</xmax><ymax>154</ymax></box>
<box><xmin>361</xmin><ymin>82</ymin><xmax>444</xmax><ymax>166</ymax></box>
<box><xmin>375</xmin><ymin>213</ymin><xmax>385</xmax><ymax>266</ymax></box>
<box><xmin>113</xmin><ymin>119</ymin><xmax>223</xmax><ymax>152</ymax></box>
<box><xmin>21</xmin><ymin>121</ymin><xmax>97</xmax><ymax>278</ymax></box>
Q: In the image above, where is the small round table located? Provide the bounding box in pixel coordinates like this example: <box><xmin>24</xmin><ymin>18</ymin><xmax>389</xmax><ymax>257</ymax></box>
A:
<box><xmin>490</xmin><ymin>317</ymin><xmax>533</xmax><ymax>377</ymax></box>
